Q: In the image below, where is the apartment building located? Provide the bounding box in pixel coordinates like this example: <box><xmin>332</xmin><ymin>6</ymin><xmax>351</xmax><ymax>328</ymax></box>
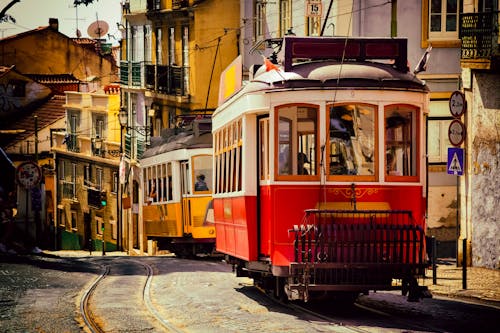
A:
<box><xmin>119</xmin><ymin>0</ymin><xmax>240</xmax><ymax>253</ymax></box>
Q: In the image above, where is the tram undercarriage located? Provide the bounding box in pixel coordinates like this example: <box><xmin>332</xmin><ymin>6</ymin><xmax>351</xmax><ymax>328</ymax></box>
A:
<box><xmin>228</xmin><ymin>209</ymin><xmax>432</xmax><ymax>303</ymax></box>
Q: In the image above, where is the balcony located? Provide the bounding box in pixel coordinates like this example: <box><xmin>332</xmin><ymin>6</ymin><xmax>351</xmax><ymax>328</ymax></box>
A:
<box><xmin>144</xmin><ymin>64</ymin><xmax>188</xmax><ymax>96</ymax></box>
<box><xmin>53</xmin><ymin>132</ymin><xmax>120</xmax><ymax>160</ymax></box>
<box><xmin>459</xmin><ymin>11</ymin><xmax>500</xmax><ymax>69</ymax></box>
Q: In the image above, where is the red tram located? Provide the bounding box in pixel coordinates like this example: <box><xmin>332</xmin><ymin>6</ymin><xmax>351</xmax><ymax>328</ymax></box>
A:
<box><xmin>212</xmin><ymin>37</ymin><xmax>431</xmax><ymax>302</ymax></box>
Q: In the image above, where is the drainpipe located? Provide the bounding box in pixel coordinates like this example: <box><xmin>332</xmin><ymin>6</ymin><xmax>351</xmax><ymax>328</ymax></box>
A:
<box><xmin>391</xmin><ymin>0</ymin><xmax>397</xmax><ymax>37</ymax></box>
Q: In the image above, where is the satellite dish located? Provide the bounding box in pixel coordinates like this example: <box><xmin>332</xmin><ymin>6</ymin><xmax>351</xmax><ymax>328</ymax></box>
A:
<box><xmin>87</xmin><ymin>20</ymin><xmax>109</xmax><ymax>39</ymax></box>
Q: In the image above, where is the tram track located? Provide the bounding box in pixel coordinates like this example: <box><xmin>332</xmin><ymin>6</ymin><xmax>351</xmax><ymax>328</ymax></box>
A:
<box><xmin>80</xmin><ymin>258</ymin><xmax>183</xmax><ymax>333</ymax></box>
<box><xmin>259</xmin><ymin>286</ymin><xmax>449</xmax><ymax>333</ymax></box>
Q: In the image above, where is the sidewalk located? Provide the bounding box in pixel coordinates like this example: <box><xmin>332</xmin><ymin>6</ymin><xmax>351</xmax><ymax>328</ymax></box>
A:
<box><xmin>421</xmin><ymin>259</ymin><xmax>500</xmax><ymax>307</ymax></box>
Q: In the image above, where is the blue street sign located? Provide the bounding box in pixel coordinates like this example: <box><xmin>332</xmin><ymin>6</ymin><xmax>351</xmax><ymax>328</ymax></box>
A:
<box><xmin>447</xmin><ymin>148</ymin><xmax>464</xmax><ymax>176</ymax></box>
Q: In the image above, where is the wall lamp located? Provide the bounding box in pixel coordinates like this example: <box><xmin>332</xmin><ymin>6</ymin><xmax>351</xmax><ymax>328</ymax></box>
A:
<box><xmin>118</xmin><ymin>107</ymin><xmax>150</xmax><ymax>137</ymax></box>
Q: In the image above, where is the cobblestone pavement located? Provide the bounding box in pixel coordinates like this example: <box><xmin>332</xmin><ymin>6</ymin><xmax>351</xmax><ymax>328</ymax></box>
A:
<box><xmin>421</xmin><ymin>260</ymin><xmax>499</xmax><ymax>307</ymax></box>
<box><xmin>49</xmin><ymin>251</ymin><xmax>500</xmax><ymax>307</ymax></box>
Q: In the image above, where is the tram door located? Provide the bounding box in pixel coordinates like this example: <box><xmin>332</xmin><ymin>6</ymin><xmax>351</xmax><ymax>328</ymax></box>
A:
<box><xmin>257</xmin><ymin>116</ymin><xmax>270</xmax><ymax>255</ymax></box>
<box><xmin>180</xmin><ymin>161</ymin><xmax>191</xmax><ymax>235</ymax></box>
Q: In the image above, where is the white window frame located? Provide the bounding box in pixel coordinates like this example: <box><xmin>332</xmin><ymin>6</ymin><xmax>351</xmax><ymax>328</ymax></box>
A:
<box><xmin>429</xmin><ymin>0</ymin><xmax>459</xmax><ymax>40</ymax></box>
<box><xmin>255</xmin><ymin>2</ymin><xmax>266</xmax><ymax>39</ymax></box>
<box><xmin>428</xmin><ymin>118</ymin><xmax>454</xmax><ymax>163</ymax></box>
<box><xmin>280</xmin><ymin>0</ymin><xmax>292</xmax><ymax>36</ymax></box>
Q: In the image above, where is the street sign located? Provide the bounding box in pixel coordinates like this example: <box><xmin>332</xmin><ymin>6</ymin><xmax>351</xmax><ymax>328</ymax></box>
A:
<box><xmin>449</xmin><ymin>90</ymin><xmax>466</xmax><ymax>118</ymax></box>
<box><xmin>306</xmin><ymin>1</ymin><xmax>322</xmax><ymax>17</ymax></box>
<box><xmin>448</xmin><ymin>119</ymin><xmax>466</xmax><ymax>146</ymax></box>
<box><xmin>447</xmin><ymin>147</ymin><xmax>464</xmax><ymax>176</ymax></box>
<box><xmin>16</xmin><ymin>161</ymin><xmax>42</xmax><ymax>189</ymax></box>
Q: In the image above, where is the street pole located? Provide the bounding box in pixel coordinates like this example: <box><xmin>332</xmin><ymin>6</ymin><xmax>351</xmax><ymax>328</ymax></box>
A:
<box><xmin>462</xmin><ymin>238</ymin><xmax>467</xmax><ymax>289</ymax></box>
<box><xmin>34</xmin><ymin>115</ymin><xmax>40</xmax><ymax>247</ymax></box>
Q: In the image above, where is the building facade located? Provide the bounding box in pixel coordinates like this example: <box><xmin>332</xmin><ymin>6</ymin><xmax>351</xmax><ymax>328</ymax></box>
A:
<box><xmin>119</xmin><ymin>0</ymin><xmax>240</xmax><ymax>253</ymax></box>
<box><xmin>51</xmin><ymin>90</ymin><xmax>122</xmax><ymax>251</ymax></box>
<box><xmin>459</xmin><ymin>0</ymin><xmax>499</xmax><ymax>269</ymax></box>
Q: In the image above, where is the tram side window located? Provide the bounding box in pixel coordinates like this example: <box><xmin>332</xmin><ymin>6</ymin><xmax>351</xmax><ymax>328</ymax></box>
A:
<box><xmin>276</xmin><ymin>105</ymin><xmax>318</xmax><ymax>177</ymax></box>
<box><xmin>328</xmin><ymin>104</ymin><xmax>375</xmax><ymax>176</ymax></box>
<box><xmin>385</xmin><ymin>106</ymin><xmax>417</xmax><ymax>177</ymax></box>
<box><xmin>160</xmin><ymin>163</ymin><xmax>173</xmax><ymax>202</ymax></box>
<box><xmin>214</xmin><ymin>118</ymin><xmax>242</xmax><ymax>193</ymax></box>
<box><xmin>145</xmin><ymin>166</ymin><xmax>158</xmax><ymax>204</ymax></box>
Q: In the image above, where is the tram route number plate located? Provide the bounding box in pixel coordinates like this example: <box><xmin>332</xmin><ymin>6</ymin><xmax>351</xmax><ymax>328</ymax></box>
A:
<box><xmin>306</xmin><ymin>0</ymin><xmax>322</xmax><ymax>17</ymax></box>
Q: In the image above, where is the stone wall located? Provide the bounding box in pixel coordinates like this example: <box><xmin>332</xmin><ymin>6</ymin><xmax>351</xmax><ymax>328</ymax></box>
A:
<box><xmin>470</xmin><ymin>72</ymin><xmax>500</xmax><ymax>269</ymax></box>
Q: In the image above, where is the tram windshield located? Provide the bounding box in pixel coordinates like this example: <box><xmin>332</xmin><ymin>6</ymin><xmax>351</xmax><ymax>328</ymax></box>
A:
<box><xmin>193</xmin><ymin>155</ymin><xmax>212</xmax><ymax>193</ymax></box>
<box><xmin>328</xmin><ymin>104</ymin><xmax>375</xmax><ymax>177</ymax></box>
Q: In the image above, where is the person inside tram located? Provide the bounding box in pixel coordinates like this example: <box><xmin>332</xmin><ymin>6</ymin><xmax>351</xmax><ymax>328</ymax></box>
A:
<box><xmin>297</xmin><ymin>152</ymin><xmax>309</xmax><ymax>175</ymax></box>
<box><xmin>148</xmin><ymin>182</ymin><xmax>157</xmax><ymax>205</ymax></box>
<box><xmin>195</xmin><ymin>174</ymin><xmax>208</xmax><ymax>191</ymax></box>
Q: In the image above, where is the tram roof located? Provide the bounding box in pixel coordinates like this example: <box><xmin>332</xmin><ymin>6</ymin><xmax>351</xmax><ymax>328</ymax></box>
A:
<box><xmin>141</xmin><ymin>129</ymin><xmax>212</xmax><ymax>159</ymax></box>
<box><xmin>215</xmin><ymin>37</ymin><xmax>428</xmax><ymax>113</ymax></box>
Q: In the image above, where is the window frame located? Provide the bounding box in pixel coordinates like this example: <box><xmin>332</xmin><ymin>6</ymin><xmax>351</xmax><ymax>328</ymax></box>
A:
<box><xmin>255</xmin><ymin>1</ymin><xmax>266</xmax><ymax>39</ymax></box>
<box><xmin>280</xmin><ymin>0</ymin><xmax>292</xmax><ymax>36</ymax></box>
<box><xmin>384</xmin><ymin>104</ymin><xmax>421</xmax><ymax>182</ymax></box>
<box><xmin>192</xmin><ymin>154</ymin><xmax>213</xmax><ymax>194</ymax></box>
<box><xmin>274</xmin><ymin>103</ymin><xmax>320</xmax><ymax>181</ymax></box>
<box><xmin>326</xmin><ymin>103</ymin><xmax>378</xmax><ymax>182</ymax></box>
<box><xmin>421</xmin><ymin>0</ymin><xmax>461</xmax><ymax>48</ymax></box>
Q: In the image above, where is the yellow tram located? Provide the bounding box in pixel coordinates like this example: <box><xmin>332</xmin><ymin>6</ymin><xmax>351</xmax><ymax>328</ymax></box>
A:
<box><xmin>140</xmin><ymin>120</ymin><xmax>215</xmax><ymax>257</ymax></box>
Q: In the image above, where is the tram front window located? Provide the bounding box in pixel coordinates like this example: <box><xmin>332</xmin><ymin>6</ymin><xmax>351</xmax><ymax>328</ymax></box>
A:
<box><xmin>193</xmin><ymin>155</ymin><xmax>212</xmax><ymax>193</ymax></box>
<box><xmin>276</xmin><ymin>105</ymin><xmax>318</xmax><ymax>177</ymax></box>
<box><xmin>385</xmin><ymin>106</ymin><xmax>417</xmax><ymax>178</ymax></box>
<box><xmin>328</xmin><ymin>104</ymin><xmax>375</xmax><ymax>176</ymax></box>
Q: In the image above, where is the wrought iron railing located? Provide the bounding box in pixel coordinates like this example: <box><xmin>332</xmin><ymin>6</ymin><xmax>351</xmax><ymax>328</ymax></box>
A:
<box><xmin>148</xmin><ymin>64</ymin><xmax>187</xmax><ymax>96</ymax></box>
<box><xmin>460</xmin><ymin>11</ymin><xmax>499</xmax><ymax>59</ymax></box>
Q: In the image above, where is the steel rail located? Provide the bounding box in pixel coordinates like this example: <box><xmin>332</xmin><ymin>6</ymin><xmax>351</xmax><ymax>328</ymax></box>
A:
<box><xmin>80</xmin><ymin>265</ymin><xmax>110</xmax><ymax>333</ymax></box>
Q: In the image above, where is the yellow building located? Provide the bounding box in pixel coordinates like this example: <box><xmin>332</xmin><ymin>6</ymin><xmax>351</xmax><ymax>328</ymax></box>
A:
<box><xmin>119</xmin><ymin>0</ymin><xmax>240</xmax><ymax>253</ymax></box>
<box><xmin>0</xmin><ymin>18</ymin><xmax>117</xmax><ymax>88</ymax></box>
<box><xmin>51</xmin><ymin>89</ymin><xmax>123</xmax><ymax>251</ymax></box>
